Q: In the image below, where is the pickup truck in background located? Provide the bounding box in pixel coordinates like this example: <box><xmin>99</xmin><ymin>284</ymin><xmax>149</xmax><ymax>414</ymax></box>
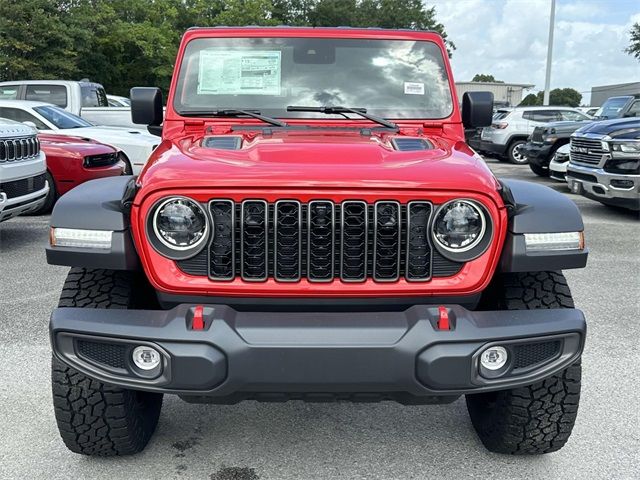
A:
<box><xmin>523</xmin><ymin>95</ymin><xmax>640</xmax><ymax>177</ymax></box>
<box><xmin>0</xmin><ymin>80</ymin><xmax>137</xmax><ymax>128</ymax></box>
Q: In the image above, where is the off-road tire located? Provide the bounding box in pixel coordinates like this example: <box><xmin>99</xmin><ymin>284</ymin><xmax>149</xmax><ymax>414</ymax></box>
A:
<box><xmin>52</xmin><ymin>268</ymin><xmax>163</xmax><ymax>456</ymax></box>
<box><xmin>467</xmin><ymin>271</ymin><xmax>581</xmax><ymax>454</ymax></box>
<box><xmin>529</xmin><ymin>162</ymin><xmax>548</xmax><ymax>177</ymax></box>
<box><xmin>507</xmin><ymin>139</ymin><xmax>528</xmax><ymax>164</ymax></box>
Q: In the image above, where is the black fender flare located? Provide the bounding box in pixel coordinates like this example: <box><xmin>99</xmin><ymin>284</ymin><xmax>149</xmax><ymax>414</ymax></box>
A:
<box><xmin>46</xmin><ymin>176</ymin><xmax>139</xmax><ymax>270</ymax></box>
<box><xmin>498</xmin><ymin>179</ymin><xmax>588</xmax><ymax>272</ymax></box>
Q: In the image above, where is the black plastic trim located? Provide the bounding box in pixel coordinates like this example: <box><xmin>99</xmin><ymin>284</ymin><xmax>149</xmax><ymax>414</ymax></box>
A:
<box><xmin>50</xmin><ymin>303</ymin><xmax>585</xmax><ymax>399</ymax></box>
<box><xmin>499</xmin><ymin>233</ymin><xmax>588</xmax><ymax>272</ymax></box>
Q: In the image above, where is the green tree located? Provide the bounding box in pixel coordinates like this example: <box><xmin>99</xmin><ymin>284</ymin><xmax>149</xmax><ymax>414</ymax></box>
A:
<box><xmin>0</xmin><ymin>0</ymin><xmax>454</xmax><ymax>94</ymax></box>
<box><xmin>0</xmin><ymin>0</ymin><xmax>84</xmax><ymax>81</ymax></box>
<box><xmin>519</xmin><ymin>93</ymin><xmax>539</xmax><ymax>106</ymax></box>
<box><xmin>625</xmin><ymin>22</ymin><xmax>640</xmax><ymax>61</ymax></box>
<box><xmin>471</xmin><ymin>74</ymin><xmax>503</xmax><ymax>83</ymax></box>
<box><xmin>518</xmin><ymin>88</ymin><xmax>582</xmax><ymax>107</ymax></box>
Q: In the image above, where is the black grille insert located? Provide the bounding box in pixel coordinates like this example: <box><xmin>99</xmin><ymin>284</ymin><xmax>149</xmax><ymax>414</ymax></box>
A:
<box><xmin>209</xmin><ymin>200</ymin><xmax>235</xmax><ymax>280</ymax></box>
<box><xmin>274</xmin><ymin>200</ymin><xmax>302</xmax><ymax>281</ymax></box>
<box><xmin>0</xmin><ymin>173</ymin><xmax>47</xmax><ymax>199</ymax></box>
<box><xmin>308</xmin><ymin>201</ymin><xmax>335</xmax><ymax>281</ymax></box>
<box><xmin>76</xmin><ymin>340</ymin><xmax>127</xmax><ymax>369</ymax></box>
<box><xmin>513</xmin><ymin>340</ymin><xmax>561</xmax><ymax>369</ymax></box>
<box><xmin>241</xmin><ymin>200</ymin><xmax>268</xmax><ymax>281</ymax></box>
<box><xmin>406</xmin><ymin>201</ymin><xmax>433</xmax><ymax>281</ymax></box>
<box><xmin>341</xmin><ymin>201</ymin><xmax>368</xmax><ymax>281</ymax></box>
<box><xmin>373</xmin><ymin>201</ymin><xmax>401</xmax><ymax>281</ymax></box>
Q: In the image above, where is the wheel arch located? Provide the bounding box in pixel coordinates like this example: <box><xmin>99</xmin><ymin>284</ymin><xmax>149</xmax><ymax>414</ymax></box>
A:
<box><xmin>46</xmin><ymin>175</ymin><xmax>140</xmax><ymax>270</ymax></box>
<box><xmin>497</xmin><ymin>179</ymin><xmax>588</xmax><ymax>272</ymax></box>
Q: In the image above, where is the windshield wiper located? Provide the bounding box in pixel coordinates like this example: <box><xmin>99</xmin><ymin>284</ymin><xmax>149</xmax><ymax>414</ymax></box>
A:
<box><xmin>180</xmin><ymin>109</ymin><xmax>288</xmax><ymax>128</ymax></box>
<box><xmin>286</xmin><ymin>105</ymin><xmax>398</xmax><ymax>130</ymax></box>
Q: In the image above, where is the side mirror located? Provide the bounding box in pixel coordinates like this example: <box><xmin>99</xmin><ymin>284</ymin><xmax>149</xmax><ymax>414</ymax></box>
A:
<box><xmin>462</xmin><ymin>91</ymin><xmax>494</xmax><ymax>128</ymax></box>
<box><xmin>131</xmin><ymin>87</ymin><xmax>163</xmax><ymax>136</ymax></box>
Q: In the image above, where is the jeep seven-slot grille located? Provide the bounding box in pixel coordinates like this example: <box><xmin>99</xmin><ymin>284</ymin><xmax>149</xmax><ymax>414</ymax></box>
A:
<box><xmin>0</xmin><ymin>136</ymin><xmax>40</xmax><ymax>163</ymax></box>
<box><xmin>181</xmin><ymin>200</ymin><xmax>464</xmax><ymax>283</ymax></box>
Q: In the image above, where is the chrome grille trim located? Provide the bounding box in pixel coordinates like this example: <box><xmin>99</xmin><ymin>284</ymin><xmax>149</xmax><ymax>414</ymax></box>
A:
<box><xmin>0</xmin><ymin>136</ymin><xmax>40</xmax><ymax>163</ymax></box>
<box><xmin>372</xmin><ymin>201</ymin><xmax>401</xmax><ymax>282</ymax></box>
<box><xmin>207</xmin><ymin>199</ymin><xmax>235</xmax><ymax>281</ymax></box>
<box><xmin>240</xmin><ymin>199</ymin><xmax>268</xmax><ymax>282</ymax></box>
<box><xmin>405</xmin><ymin>201</ymin><xmax>434</xmax><ymax>282</ymax></box>
<box><xmin>274</xmin><ymin>200</ymin><xmax>302</xmax><ymax>282</ymax></box>
<box><xmin>570</xmin><ymin>137</ymin><xmax>607</xmax><ymax>167</ymax></box>
<box><xmin>340</xmin><ymin>200</ymin><xmax>368</xmax><ymax>282</ymax></box>
<box><xmin>307</xmin><ymin>200</ymin><xmax>335</xmax><ymax>282</ymax></box>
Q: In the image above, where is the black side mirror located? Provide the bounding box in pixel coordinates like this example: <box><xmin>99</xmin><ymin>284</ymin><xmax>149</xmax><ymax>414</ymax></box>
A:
<box><xmin>462</xmin><ymin>91</ymin><xmax>494</xmax><ymax>128</ymax></box>
<box><xmin>131</xmin><ymin>87</ymin><xmax>163</xmax><ymax>136</ymax></box>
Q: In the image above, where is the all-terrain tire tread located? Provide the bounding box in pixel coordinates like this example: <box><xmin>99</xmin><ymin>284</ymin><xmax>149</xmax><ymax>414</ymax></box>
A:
<box><xmin>52</xmin><ymin>268</ymin><xmax>162</xmax><ymax>456</ymax></box>
<box><xmin>467</xmin><ymin>271</ymin><xmax>581</xmax><ymax>455</ymax></box>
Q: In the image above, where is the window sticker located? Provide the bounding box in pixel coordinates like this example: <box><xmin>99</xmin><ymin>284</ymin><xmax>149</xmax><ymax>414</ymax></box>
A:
<box><xmin>198</xmin><ymin>50</ymin><xmax>282</xmax><ymax>95</ymax></box>
<box><xmin>404</xmin><ymin>82</ymin><xmax>425</xmax><ymax>95</ymax></box>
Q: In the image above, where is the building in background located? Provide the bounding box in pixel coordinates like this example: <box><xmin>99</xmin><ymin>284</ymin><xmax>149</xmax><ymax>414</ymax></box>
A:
<box><xmin>590</xmin><ymin>82</ymin><xmax>640</xmax><ymax>107</ymax></box>
<box><xmin>455</xmin><ymin>82</ymin><xmax>535</xmax><ymax>107</ymax></box>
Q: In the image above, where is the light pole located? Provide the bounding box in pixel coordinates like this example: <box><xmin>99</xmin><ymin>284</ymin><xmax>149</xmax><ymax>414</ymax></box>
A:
<box><xmin>543</xmin><ymin>0</ymin><xmax>556</xmax><ymax>105</ymax></box>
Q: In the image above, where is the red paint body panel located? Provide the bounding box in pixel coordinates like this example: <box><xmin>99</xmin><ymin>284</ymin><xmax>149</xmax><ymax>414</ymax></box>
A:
<box><xmin>132</xmin><ymin>27</ymin><xmax>507</xmax><ymax>298</ymax></box>
<box><xmin>39</xmin><ymin>134</ymin><xmax>124</xmax><ymax>195</ymax></box>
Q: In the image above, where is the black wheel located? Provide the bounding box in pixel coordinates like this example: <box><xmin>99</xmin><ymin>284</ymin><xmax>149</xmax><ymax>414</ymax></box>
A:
<box><xmin>507</xmin><ymin>140</ymin><xmax>528</xmax><ymax>164</ymax></box>
<box><xmin>52</xmin><ymin>268</ymin><xmax>162</xmax><ymax>456</ymax></box>
<box><xmin>27</xmin><ymin>171</ymin><xmax>56</xmax><ymax>215</ymax></box>
<box><xmin>468</xmin><ymin>272</ymin><xmax>581</xmax><ymax>454</ymax></box>
<box><xmin>529</xmin><ymin>162</ymin><xmax>548</xmax><ymax>177</ymax></box>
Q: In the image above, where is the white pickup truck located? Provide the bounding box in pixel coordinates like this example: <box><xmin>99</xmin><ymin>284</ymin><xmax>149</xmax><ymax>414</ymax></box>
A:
<box><xmin>0</xmin><ymin>80</ymin><xmax>136</xmax><ymax>128</ymax></box>
<box><xmin>0</xmin><ymin>118</ymin><xmax>48</xmax><ymax>221</ymax></box>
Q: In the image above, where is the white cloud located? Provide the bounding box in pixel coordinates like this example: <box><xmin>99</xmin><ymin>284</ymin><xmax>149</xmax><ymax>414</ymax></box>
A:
<box><xmin>431</xmin><ymin>0</ymin><xmax>640</xmax><ymax>104</ymax></box>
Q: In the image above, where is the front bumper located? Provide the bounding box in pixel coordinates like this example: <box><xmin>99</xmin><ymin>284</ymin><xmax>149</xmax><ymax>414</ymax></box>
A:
<box><xmin>0</xmin><ymin>183</ymin><xmax>49</xmax><ymax>222</ymax></box>
<box><xmin>521</xmin><ymin>142</ymin><xmax>554</xmax><ymax>167</ymax></box>
<box><xmin>567</xmin><ymin>163</ymin><xmax>640</xmax><ymax>210</ymax></box>
<box><xmin>50</xmin><ymin>304</ymin><xmax>586</xmax><ymax>403</ymax></box>
<box><xmin>468</xmin><ymin>138</ymin><xmax>507</xmax><ymax>156</ymax></box>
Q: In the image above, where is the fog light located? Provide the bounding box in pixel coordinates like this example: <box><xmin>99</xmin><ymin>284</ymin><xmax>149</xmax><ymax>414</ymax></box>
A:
<box><xmin>480</xmin><ymin>346</ymin><xmax>508</xmax><ymax>371</ymax></box>
<box><xmin>132</xmin><ymin>346</ymin><xmax>161</xmax><ymax>371</ymax></box>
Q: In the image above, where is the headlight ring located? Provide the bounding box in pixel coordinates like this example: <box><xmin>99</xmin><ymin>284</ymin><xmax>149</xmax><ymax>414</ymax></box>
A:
<box><xmin>147</xmin><ymin>196</ymin><xmax>210</xmax><ymax>260</ymax></box>
<box><xmin>431</xmin><ymin>199</ymin><xmax>493</xmax><ymax>262</ymax></box>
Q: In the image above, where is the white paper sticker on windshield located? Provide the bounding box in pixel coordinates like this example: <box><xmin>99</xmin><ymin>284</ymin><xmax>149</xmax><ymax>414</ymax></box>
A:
<box><xmin>198</xmin><ymin>50</ymin><xmax>282</xmax><ymax>95</ymax></box>
<box><xmin>404</xmin><ymin>82</ymin><xmax>425</xmax><ymax>95</ymax></box>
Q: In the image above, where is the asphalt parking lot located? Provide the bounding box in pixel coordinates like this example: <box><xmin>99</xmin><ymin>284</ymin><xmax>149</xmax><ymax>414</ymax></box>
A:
<box><xmin>0</xmin><ymin>158</ymin><xmax>638</xmax><ymax>480</ymax></box>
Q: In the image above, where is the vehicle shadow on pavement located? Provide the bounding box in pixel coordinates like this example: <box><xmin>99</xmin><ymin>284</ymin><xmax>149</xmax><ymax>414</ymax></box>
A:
<box><xmin>96</xmin><ymin>397</ymin><xmax>553</xmax><ymax>479</ymax></box>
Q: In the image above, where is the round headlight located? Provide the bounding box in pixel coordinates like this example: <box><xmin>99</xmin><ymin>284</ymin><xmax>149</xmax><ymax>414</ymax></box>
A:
<box><xmin>433</xmin><ymin>200</ymin><xmax>486</xmax><ymax>252</ymax></box>
<box><xmin>152</xmin><ymin>197</ymin><xmax>209</xmax><ymax>250</ymax></box>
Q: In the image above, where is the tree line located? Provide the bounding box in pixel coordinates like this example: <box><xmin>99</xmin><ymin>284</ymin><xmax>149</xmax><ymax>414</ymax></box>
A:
<box><xmin>0</xmin><ymin>0</ymin><xmax>453</xmax><ymax>96</ymax></box>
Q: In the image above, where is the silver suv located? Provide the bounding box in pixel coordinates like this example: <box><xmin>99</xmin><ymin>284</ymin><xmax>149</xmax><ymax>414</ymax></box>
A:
<box><xmin>470</xmin><ymin>106</ymin><xmax>591</xmax><ymax>164</ymax></box>
<box><xmin>0</xmin><ymin>118</ymin><xmax>48</xmax><ymax>221</ymax></box>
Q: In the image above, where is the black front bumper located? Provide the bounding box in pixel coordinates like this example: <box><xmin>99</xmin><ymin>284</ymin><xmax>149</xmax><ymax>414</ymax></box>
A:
<box><xmin>521</xmin><ymin>142</ymin><xmax>554</xmax><ymax>167</ymax></box>
<box><xmin>50</xmin><ymin>304</ymin><xmax>586</xmax><ymax>404</ymax></box>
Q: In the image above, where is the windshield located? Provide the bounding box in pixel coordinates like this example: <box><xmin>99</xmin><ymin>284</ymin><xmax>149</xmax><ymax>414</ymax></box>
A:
<box><xmin>595</xmin><ymin>97</ymin><xmax>630</xmax><ymax>119</ymax></box>
<box><xmin>34</xmin><ymin>105</ymin><xmax>93</xmax><ymax>129</ymax></box>
<box><xmin>173</xmin><ymin>37</ymin><xmax>453</xmax><ymax>120</ymax></box>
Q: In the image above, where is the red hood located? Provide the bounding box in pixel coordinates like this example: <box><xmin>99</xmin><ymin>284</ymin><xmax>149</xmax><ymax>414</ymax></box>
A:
<box><xmin>39</xmin><ymin>133</ymin><xmax>116</xmax><ymax>157</ymax></box>
<box><xmin>137</xmin><ymin>130</ymin><xmax>500</xmax><ymax>198</ymax></box>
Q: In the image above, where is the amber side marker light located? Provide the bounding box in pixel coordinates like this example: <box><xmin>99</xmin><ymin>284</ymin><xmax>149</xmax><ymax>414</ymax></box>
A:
<box><xmin>523</xmin><ymin>231</ymin><xmax>585</xmax><ymax>251</ymax></box>
<box><xmin>50</xmin><ymin>227</ymin><xmax>113</xmax><ymax>250</ymax></box>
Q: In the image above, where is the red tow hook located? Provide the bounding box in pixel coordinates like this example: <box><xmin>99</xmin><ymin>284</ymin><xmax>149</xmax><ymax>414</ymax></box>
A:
<box><xmin>437</xmin><ymin>306</ymin><xmax>450</xmax><ymax>331</ymax></box>
<box><xmin>192</xmin><ymin>305</ymin><xmax>205</xmax><ymax>331</ymax></box>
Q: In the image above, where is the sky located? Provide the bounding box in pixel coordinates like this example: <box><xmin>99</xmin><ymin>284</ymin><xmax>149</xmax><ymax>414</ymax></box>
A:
<box><xmin>430</xmin><ymin>0</ymin><xmax>640</xmax><ymax>104</ymax></box>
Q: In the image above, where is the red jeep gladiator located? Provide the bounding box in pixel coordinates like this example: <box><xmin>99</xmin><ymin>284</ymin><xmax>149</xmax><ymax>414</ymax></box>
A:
<box><xmin>46</xmin><ymin>27</ymin><xmax>587</xmax><ymax>456</ymax></box>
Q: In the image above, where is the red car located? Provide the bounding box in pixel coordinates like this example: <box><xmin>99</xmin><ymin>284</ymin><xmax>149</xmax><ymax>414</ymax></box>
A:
<box><xmin>36</xmin><ymin>134</ymin><xmax>125</xmax><ymax>213</ymax></box>
<box><xmin>46</xmin><ymin>27</ymin><xmax>588</xmax><ymax>457</ymax></box>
